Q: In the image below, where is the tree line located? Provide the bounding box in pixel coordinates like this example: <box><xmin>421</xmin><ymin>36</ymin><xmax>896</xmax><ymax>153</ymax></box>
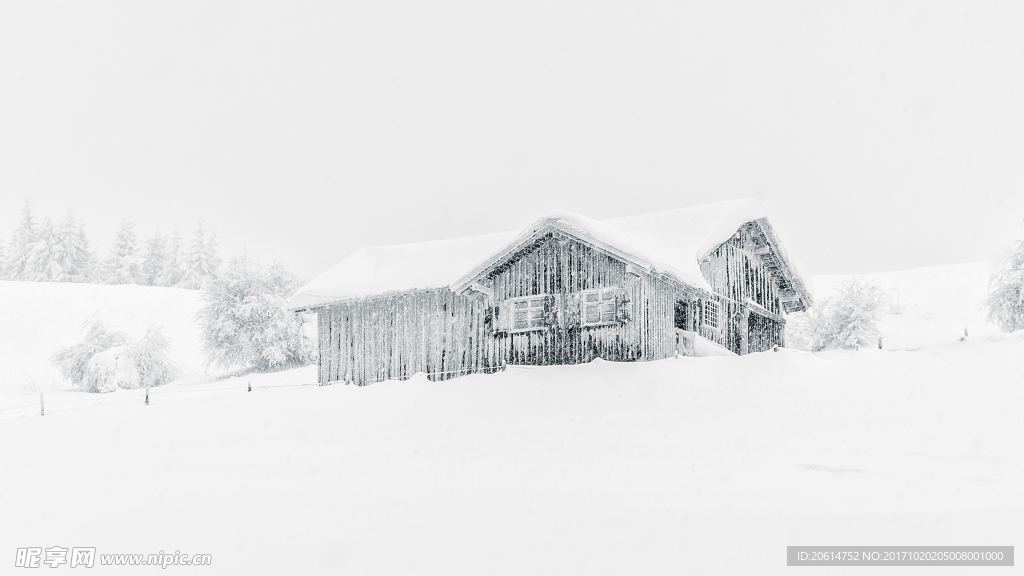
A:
<box><xmin>0</xmin><ymin>203</ymin><xmax>221</xmax><ymax>289</ymax></box>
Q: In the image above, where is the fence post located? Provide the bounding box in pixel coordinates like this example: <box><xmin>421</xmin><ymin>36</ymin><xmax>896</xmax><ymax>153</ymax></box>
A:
<box><xmin>145</xmin><ymin>386</ymin><xmax>150</xmax><ymax>406</ymax></box>
<box><xmin>878</xmin><ymin>336</ymin><xmax>883</xmax><ymax>350</ymax></box>
<box><xmin>248</xmin><ymin>381</ymin><xmax>252</xmax><ymax>392</ymax></box>
<box><xmin>40</xmin><ymin>393</ymin><xmax>44</xmax><ymax>417</ymax></box>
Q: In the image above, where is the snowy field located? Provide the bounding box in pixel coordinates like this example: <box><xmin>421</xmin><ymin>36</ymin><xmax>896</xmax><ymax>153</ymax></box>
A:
<box><xmin>2</xmin><ymin>338</ymin><xmax>1023</xmax><ymax>575</ymax></box>
<box><xmin>2</xmin><ymin>262</ymin><xmax>1022</xmax><ymax>574</ymax></box>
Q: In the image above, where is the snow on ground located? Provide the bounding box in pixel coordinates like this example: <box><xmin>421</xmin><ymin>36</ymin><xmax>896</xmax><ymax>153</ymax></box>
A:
<box><xmin>809</xmin><ymin>261</ymin><xmax>999</xmax><ymax>350</ymax></box>
<box><xmin>0</xmin><ymin>281</ymin><xmax>205</xmax><ymax>396</ymax></box>
<box><xmin>2</xmin><ymin>335</ymin><xmax>1023</xmax><ymax>575</ymax></box>
<box><xmin>2</xmin><ymin>263</ymin><xmax>1022</xmax><ymax>574</ymax></box>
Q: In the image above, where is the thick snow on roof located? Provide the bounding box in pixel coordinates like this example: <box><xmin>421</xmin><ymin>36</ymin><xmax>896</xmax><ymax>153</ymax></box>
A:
<box><xmin>289</xmin><ymin>231</ymin><xmax>519</xmax><ymax>309</ymax></box>
<box><xmin>493</xmin><ymin>199</ymin><xmax>770</xmax><ymax>291</ymax></box>
<box><xmin>290</xmin><ymin>199</ymin><xmax>777</xmax><ymax>309</ymax></box>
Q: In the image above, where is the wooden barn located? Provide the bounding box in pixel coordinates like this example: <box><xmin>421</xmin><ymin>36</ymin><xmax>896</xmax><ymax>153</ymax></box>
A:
<box><xmin>290</xmin><ymin>199</ymin><xmax>813</xmax><ymax>385</ymax></box>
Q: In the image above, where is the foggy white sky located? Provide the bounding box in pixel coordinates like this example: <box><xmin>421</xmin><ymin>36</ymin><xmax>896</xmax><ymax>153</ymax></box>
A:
<box><xmin>2</xmin><ymin>0</ymin><xmax>1023</xmax><ymax>279</ymax></box>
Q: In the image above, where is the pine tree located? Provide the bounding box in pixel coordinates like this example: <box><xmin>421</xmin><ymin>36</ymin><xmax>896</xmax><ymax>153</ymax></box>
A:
<box><xmin>50</xmin><ymin>214</ymin><xmax>94</xmax><ymax>282</ymax></box>
<box><xmin>179</xmin><ymin>223</ymin><xmax>220</xmax><ymax>289</ymax></box>
<box><xmin>50</xmin><ymin>215</ymin><xmax>75</xmax><ymax>281</ymax></box>
<box><xmin>158</xmin><ymin>231</ymin><xmax>184</xmax><ymax>287</ymax></box>
<box><xmin>26</xmin><ymin>218</ymin><xmax>58</xmax><ymax>281</ymax></box>
<box><xmin>76</xmin><ymin>220</ymin><xmax>98</xmax><ymax>282</ymax></box>
<box><xmin>103</xmin><ymin>221</ymin><xmax>143</xmax><ymax>284</ymax></box>
<box><xmin>4</xmin><ymin>202</ymin><xmax>37</xmax><ymax>280</ymax></box>
<box><xmin>986</xmin><ymin>239</ymin><xmax>1024</xmax><ymax>332</ymax></box>
<box><xmin>204</xmin><ymin>230</ymin><xmax>222</xmax><ymax>278</ymax></box>
<box><xmin>140</xmin><ymin>232</ymin><xmax>168</xmax><ymax>286</ymax></box>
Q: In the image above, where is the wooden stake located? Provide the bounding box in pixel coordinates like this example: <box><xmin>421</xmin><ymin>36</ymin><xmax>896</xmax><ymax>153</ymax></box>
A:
<box><xmin>40</xmin><ymin>393</ymin><xmax>44</xmax><ymax>416</ymax></box>
<box><xmin>145</xmin><ymin>387</ymin><xmax>150</xmax><ymax>406</ymax></box>
<box><xmin>247</xmin><ymin>381</ymin><xmax>252</xmax><ymax>392</ymax></box>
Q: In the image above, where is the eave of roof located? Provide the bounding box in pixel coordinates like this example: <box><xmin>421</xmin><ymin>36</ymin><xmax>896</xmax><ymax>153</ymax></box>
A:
<box><xmin>288</xmin><ymin>200</ymin><xmax>814</xmax><ymax>313</ymax></box>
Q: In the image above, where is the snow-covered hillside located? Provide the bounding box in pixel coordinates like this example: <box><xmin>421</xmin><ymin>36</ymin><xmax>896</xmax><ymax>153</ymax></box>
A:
<box><xmin>1</xmin><ymin>336</ymin><xmax>1022</xmax><ymax>575</ymax></box>
<box><xmin>808</xmin><ymin>261</ymin><xmax>998</xmax><ymax>350</ymax></box>
<box><xmin>0</xmin><ymin>281</ymin><xmax>205</xmax><ymax>396</ymax></box>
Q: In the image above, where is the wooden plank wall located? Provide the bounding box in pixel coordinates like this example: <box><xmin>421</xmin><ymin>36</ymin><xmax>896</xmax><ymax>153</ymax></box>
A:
<box><xmin>315</xmin><ymin>233</ymin><xmax>682</xmax><ymax>385</ymax></box>
<box><xmin>316</xmin><ymin>227</ymin><xmax>808</xmax><ymax>383</ymax></box>
<box><xmin>317</xmin><ymin>289</ymin><xmax>491</xmax><ymax>385</ymax></box>
<box><xmin>488</xmin><ymin>233</ymin><xmax>678</xmax><ymax>366</ymax></box>
<box><xmin>699</xmin><ymin>228</ymin><xmax>786</xmax><ymax>354</ymax></box>
<box><xmin>748</xmin><ymin>312</ymin><xmax>784</xmax><ymax>353</ymax></box>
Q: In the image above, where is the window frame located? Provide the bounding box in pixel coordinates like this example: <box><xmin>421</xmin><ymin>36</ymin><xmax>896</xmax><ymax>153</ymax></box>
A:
<box><xmin>508</xmin><ymin>294</ymin><xmax>549</xmax><ymax>333</ymax></box>
<box><xmin>580</xmin><ymin>287</ymin><xmax>621</xmax><ymax>327</ymax></box>
<box><xmin>703</xmin><ymin>299</ymin><xmax>720</xmax><ymax>329</ymax></box>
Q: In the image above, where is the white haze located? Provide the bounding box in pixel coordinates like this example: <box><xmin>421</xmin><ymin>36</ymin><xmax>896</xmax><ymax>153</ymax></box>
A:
<box><xmin>2</xmin><ymin>0</ymin><xmax>1024</xmax><ymax>278</ymax></box>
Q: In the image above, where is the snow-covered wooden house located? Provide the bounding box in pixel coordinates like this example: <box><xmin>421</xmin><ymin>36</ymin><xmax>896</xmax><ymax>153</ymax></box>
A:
<box><xmin>290</xmin><ymin>199</ymin><xmax>812</xmax><ymax>385</ymax></box>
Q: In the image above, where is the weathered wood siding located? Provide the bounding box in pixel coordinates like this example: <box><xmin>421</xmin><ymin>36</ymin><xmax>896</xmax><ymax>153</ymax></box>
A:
<box><xmin>699</xmin><ymin>225</ymin><xmax>786</xmax><ymax>354</ymax></box>
<box><xmin>317</xmin><ymin>289</ymin><xmax>491</xmax><ymax>385</ymax></box>
<box><xmin>747</xmin><ymin>312</ymin><xmax>785</xmax><ymax>353</ymax></box>
<box><xmin>487</xmin><ymin>233</ymin><xmax>678</xmax><ymax>365</ymax></box>
<box><xmin>314</xmin><ymin>222</ymin><xmax>799</xmax><ymax>385</ymax></box>
<box><xmin>315</xmin><ymin>233</ymin><xmax>682</xmax><ymax>385</ymax></box>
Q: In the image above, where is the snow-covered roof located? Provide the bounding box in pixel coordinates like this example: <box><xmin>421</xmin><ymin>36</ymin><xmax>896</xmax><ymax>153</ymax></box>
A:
<box><xmin>453</xmin><ymin>199</ymin><xmax>772</xmax><ymax>295</ymax></box>
<box><xmin>289</xmin><ymin>199</ymin><xmax>810</xmax><ymax>310</ymax></box>
<box><xmin>288</xmin><ymin>231</ymin><xmax>519</xmax><ymax>310</ymax></box>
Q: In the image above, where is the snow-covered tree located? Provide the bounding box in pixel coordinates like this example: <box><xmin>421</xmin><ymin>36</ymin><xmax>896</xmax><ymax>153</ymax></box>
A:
<box><xmin>77</xmin><ymin>221</ymin><xmax>99</xmax><ymax>282</ymax></box>
<box><xmin>4</xmin><ymin>202</ymin><xmax>38</xmax><ymax>280</ymax></box>
<box><xmin>199</xmin><ymin>257</ymin><xmax>313</xmax><ymax>372</ymax></box>
<box><xmin>50</xmin><ymin>214</ymin><xmax>95</xmax><ymax>282</ymax></box>
<box><xmin>25</xmin><ymin>218</ymin><xmax>58</xmax><ymax>281</ymax></box>
<box><xmin>103</xmin><ymin>220</ymin><xmax>143</xmax><ymax>284</ymax></box>
<box><xmin>52</xmin><ymin>321</ymin><xmax>130</xmax><ymax>386</ymax></box>
<box><xmin>140</xmin><ymin>232</ymin><xmax>168</xmax><ymax>286</ymax></box>
<box><xmin>787</xmin><ymin>279</ymin><xmax>884</xmax><ymax>351</ymax></box>
<box><xmin>131</xmin><ymin>328</ymin><xmax>180</xmax><ymax>387</ymax></box>
<box><xmin>53</xmin><ymin>322</ymin><xmax>178</xmax><ymax>392</ymax></box>
<box><xmin>205</xmin><ymin>230</ymin><xmax>222</xmax><ymax>276</ymax></box>
<box><xmin>158</xmin><ymin>230</ymin><xmax>184</xmax><ymax>287</ymax></box>
<box><xmin>986</xmin><ymin>239</ymin><xmax>1024</xmax><ymax>332</ymax></box>
<box><xmin>178</xmin><ymin>223</ymin><xmax>220</xmax><ymax>289</ymax></box>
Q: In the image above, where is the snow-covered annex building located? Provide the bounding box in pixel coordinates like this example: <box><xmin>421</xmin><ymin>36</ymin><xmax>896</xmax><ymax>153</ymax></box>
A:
<box><xmin>290</xmin><ymin>199</ymin><xmax>813</xmax><ymax>385</ymax></box>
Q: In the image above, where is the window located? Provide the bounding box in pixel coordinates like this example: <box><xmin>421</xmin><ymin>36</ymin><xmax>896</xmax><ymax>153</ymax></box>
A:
<box><xmin>511</xmin><ymin>296</ymin><xmax>547</xmax><ymax>331</ymax></box>
<box><xmin>703</xmin><ymin>300</ymin><xmax>720</xmax><ymax>329</ymax></box>
<box><xmin>674</xmin><ymin>299</ymin><xmax>690</xmax><ymax>330</ymax></box>
<box><xmin>581</xmin><ymin>288</ymin><xmax>618</xmax><ymax>326</ymax></box>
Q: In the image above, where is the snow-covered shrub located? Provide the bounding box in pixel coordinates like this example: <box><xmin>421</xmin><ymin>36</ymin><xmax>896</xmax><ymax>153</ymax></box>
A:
<box><xmin>84</xmin><ymin>345</ymin><xmax>139</xmax><ymax>393</ymax></box>
<box><xmin>133</xmin><ymin>329</ymin><xmax>179</xmax><ymax>388</ymax></box>
<box><xmin>786</xmin><ymin>279</ymin><xmax>884</xmax><ymax>351</ymax></box>
<box><xmin>199</xmin><ymin>257</ymin><xmax>314</xmax><ymax>373</ymax></box>
<box><xmin>52</xmin><ymin>321</ymin><xmax>130</xmax><ymax>385</ymax></box>
<box><xmin>53</xmin><ymin>322</ymin><xmax>179</xmax><ymax>392</ymax></box>
<box><xmin>986</xmin><ymin>239</ymin><xmax>1024</xmax><ymax>332</ymax></box>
